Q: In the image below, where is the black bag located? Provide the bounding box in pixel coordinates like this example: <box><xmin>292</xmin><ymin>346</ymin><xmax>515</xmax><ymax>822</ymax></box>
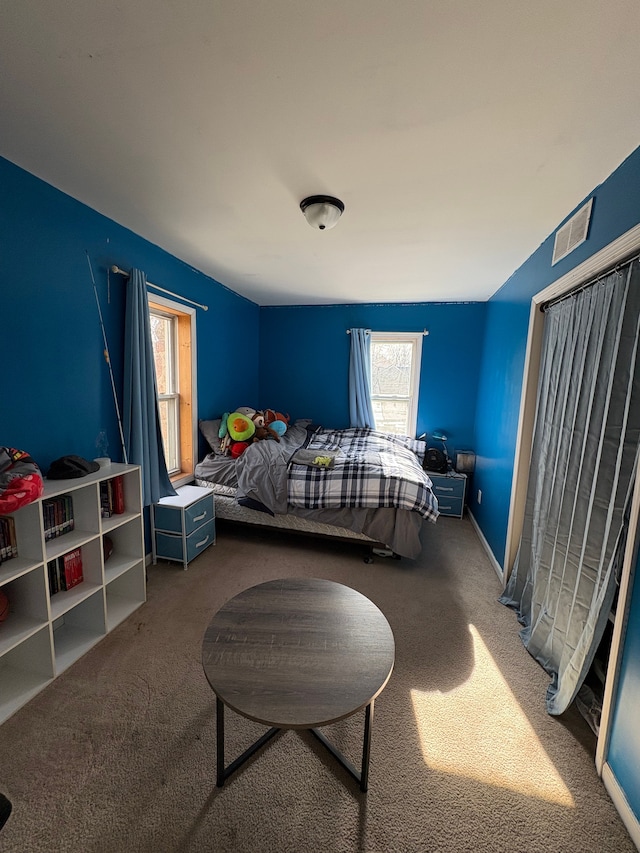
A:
<box><xmin>47</xmin><ymin>455</ymin><xmax>100</xmax><ymax>480</ymax></box>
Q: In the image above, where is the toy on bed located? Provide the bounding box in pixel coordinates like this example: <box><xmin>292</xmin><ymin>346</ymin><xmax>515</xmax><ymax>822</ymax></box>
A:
<box><xmin>264</xmin><ymin>409</ymin><xmax>290</xmax><ymax>427</ymax></box>
<box><xmin>218</xmin><ymin>410</ymin><xmax>254</xmax><ymax>456</ymax></box>
<box><xmin>217</xmin><ymin>408</ymin><xmax>286</xmax><ymax>457</ymax></box>
<box><xmin>251</xmin><ymin>411</ymin><xmax>282</xmax><ymax>443</ymax></box>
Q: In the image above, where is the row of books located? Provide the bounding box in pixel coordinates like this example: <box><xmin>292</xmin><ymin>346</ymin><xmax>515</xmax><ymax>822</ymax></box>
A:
<box><xmin>47</xmin><ymin>547</ymin><xmax>83</xmax><ymax>595</ymax></box>
<box><xmin>43</xmin><ymin>495</ymin><xmax>75</xmax><ymax>541</ymax></box>
<box><xmin>100</xmin><ymin>476</ymin><xmax>125</xmax><ymax>518</ymax></box>
<box><xmin>0</xmin><ymin>517</ymin><xmax>18</xmax><ymax>563</ymax></box>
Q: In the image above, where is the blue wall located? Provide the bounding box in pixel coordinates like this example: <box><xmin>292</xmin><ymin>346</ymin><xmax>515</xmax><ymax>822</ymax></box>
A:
<box><xmin>472</xmin><ymin>145</ymin><xmax>640</xmax><ymax>567</ymax></box>
<box><xmin>259</xmin><ymin>301</ymin><xmax>486</xmax><ymax>455</ymax></box>
<box><xmin>0</xmin><ymin>156</ymin><xmax>259</xmax><ymax>474</ymax></box>
<box><xmin>471</xmin><ymin>144</ymin><xmax>640</xmax><ymax>832</ymax></box>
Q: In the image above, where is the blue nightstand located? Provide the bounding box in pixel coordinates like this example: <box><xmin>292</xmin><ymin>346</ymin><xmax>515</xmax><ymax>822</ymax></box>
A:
<box><xmin>152</xmin><ymin>485</ymin><xmax>215</xmax><ymax>569</ymax></box>
<box><xmin>428</xmin><ymin>472</ymin><xmax>467</xmax><ymax>518</ymax></box>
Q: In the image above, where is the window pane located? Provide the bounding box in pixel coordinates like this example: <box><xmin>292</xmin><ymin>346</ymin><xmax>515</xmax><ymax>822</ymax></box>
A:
<box><xmin>150</xmin><ymin>314</ymin><xmax>172</xmax><ymax>395</ymax></box>
<box><xmin>158</xmin><ymin>398</ymin><xmax>179</xmax><ymax>472</ymax></box>
<box><xmin>372</xmin><ymin>400</ymin><xmax>410</xmax><ymax>435</ymax></box>
<box><xmin>371</xmin><ymin>342</ymin><xmax>413</xmax><ymax>396</ymax></box>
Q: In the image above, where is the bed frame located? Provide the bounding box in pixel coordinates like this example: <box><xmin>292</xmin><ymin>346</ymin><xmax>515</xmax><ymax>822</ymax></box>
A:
<box><xmin>197</xmin><ymin>484</ymin><xmax>397</xmax><ymax>562</ymax></box>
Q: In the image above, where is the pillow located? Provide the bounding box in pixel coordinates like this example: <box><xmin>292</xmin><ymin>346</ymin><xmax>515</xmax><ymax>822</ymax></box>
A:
<box><xmin>199</xmin><ymin>419</ymin><xmax>223</xmax><ymax>454</ymax></box>
<box><xmin>0</xmin><ymin>447</ymin><xmax>44</xmax><ymax>513</ymax></box>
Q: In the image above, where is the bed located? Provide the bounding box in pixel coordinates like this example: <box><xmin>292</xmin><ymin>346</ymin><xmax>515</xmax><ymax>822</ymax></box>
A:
<box><xmin>194</xmin><ymin>418</ymin><xmax>439</xmax><ymax>559</ymax></box>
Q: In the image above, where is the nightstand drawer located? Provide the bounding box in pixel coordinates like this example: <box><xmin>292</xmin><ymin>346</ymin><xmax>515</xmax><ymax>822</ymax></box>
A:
<box><xmin>184</xmin><ymin>494</ymin><xmax>214</xmax><ymax>534</ymax></box>
<box><xmin>155</xmin><ymin>519</ymin><xmax>215</xmax><ymax>564</ymax></box>
<box><xmin>436</xmin><ymin>497</ymin><xmax>464</xmax><ymax>518</ymax></box>
<box><xmin>154</xmin><ymin>492</ymin><xmax>214</xmax><ymax>535</ymax></box>
<box><xmin>429</xmin><ymin>475</ymin><xmax>466</xmax><ymax>500</ymax></box>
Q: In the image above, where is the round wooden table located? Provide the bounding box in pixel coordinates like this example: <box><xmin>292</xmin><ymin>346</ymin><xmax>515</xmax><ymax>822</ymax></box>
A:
<box><xmin>202</xmin><ymin>577</ymin><xmax>395</xmax><ymax>792</ymax></box>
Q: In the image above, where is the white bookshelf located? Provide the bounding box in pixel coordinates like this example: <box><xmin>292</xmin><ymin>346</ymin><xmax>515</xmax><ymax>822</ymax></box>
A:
<box><xmin>0</xmin><ymin>463</ymin><xmax>145</xmax><ymax>724</ymax></box>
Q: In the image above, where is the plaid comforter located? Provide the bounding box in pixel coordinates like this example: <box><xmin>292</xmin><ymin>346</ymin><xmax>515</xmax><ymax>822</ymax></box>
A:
<box><xmin>287</xmin><ymin>427</ymin><xmax>439</xmax><ymax>522</ymax></box>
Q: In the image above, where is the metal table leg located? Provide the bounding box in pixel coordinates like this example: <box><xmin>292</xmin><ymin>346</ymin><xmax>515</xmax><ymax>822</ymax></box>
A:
<box><xmin>215</xmin><ymin>696</ymin><xmax>375</xmax><ymax>793</ymax></box>
<box><xmin>216</xmin><ymin>696</ymin><xmax>280</xmax><ymax>787</ymax></box>
<box><xmin>310</xmin><ymin>699</ymin><xmax>375</xmax><ymax>792</ymax></box>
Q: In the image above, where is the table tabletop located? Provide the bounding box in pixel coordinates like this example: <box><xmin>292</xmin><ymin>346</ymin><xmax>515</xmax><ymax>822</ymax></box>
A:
<box><xmin>202</xmin><ymin>577</ymin><xmax>395</xmax><ymax>729</ymax></box>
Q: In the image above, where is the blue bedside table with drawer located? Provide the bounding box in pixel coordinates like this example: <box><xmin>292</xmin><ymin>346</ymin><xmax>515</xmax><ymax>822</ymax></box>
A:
<box><xmin>152</xmin><ymin>485</ymin><xmax>215</xmax><ymax>569</ymax></box>
<box><xmin>428</xmin><ymin>472</ymin><xmax>467</xmax><ymax>518</ymax></box>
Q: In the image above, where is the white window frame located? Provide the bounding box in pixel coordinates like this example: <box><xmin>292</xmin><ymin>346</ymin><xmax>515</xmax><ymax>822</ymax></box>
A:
<box><xmin>369</xmin><ymin>331</ymin><xmax>423</xmax><ymax>436</ymax></box>
<box><xmin>147</xmin><ymin>293</ymin><xmax>198</xmax><ymax>489</ymax></box>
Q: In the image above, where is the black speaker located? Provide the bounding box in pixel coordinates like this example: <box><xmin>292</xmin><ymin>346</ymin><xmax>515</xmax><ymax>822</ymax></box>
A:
<box><xmin>424</xmin><ymin>447</ymin><xmax>448</xmax><ymax>473</ymax></box>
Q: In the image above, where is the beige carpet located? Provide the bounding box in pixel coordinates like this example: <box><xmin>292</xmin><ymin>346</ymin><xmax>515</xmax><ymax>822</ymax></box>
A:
<box><xmin>0</xmin><ymin>517</ymin><xmax>634</xmax><ymax>853</ymax></box>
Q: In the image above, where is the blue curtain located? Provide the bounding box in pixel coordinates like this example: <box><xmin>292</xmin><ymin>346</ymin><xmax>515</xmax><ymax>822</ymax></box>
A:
<box><xmin>123</xmin><ymin>269</ymin><xmax>176</xmax><ymax>507</ymax></box>
<box><xmin>349</xmin><ymin>328</ymin><xmax>375</xmax><ymax>428</ymax></box>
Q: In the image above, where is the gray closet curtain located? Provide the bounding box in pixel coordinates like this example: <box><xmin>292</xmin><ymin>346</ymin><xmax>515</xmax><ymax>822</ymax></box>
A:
<box><xmin>500</xmin><ymin>259</ymin><xmax>640</xmax><ymax>715</ymax></box>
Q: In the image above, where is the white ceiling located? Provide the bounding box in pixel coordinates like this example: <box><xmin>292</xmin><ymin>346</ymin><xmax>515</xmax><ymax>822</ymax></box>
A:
<box><xmin>2</xmin><ymin>1</ymin><xmax>640</xmax><ymax>306</ymax></box>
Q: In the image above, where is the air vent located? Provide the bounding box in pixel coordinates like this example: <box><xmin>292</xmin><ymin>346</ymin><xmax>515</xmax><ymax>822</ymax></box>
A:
<box><xmin>552</xmin><ymin>198</ymin><xmax>593</xmax><ymax>265</ymax></box>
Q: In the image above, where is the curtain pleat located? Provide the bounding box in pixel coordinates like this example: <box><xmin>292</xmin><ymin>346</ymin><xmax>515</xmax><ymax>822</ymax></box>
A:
<box><xmin>123</xmin><ymin>269</ymin><xmax>176</xmax><ymax>507</ymax></box>
<box><xmin>501</xmin><ymin>260</ymin><xmax>640</xmax><ymax>715</ymax></box>
<box><xmin>348</xmin><ymin>328</ymin><xmax>375</xmax><ymax>428</ymax></box>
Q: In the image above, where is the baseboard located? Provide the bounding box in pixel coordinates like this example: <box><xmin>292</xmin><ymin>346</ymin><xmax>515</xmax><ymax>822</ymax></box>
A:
<box><xmin>602</xmin><ymin>762</ymin><xmax>640</xmax><ymax>850</ymax></box>
<box><xmin>467</xmin><ymin>510</ymin><xmax>504</xmax><ymax>584</ymax></box>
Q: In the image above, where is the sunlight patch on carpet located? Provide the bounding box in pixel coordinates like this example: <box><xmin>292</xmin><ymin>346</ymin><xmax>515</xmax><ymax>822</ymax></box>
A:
<box><xmin>410</xmin><ymin>624</ymin><xmax>574</xmax><ymax>806</ymax></box>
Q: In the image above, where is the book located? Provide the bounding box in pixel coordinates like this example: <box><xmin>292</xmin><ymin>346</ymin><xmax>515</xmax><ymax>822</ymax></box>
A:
<box><xmin>112</xmin><ymin>476</ymin><xmax>125</xmax><ymax>514</ymax></box>
<box><xmin>42</xmin><ymin>496</ymin><xmax>74</xmax><ymax>540</ymax></box>
<box><xmin>100</xmin><ymin>477</ymin><xmax>125</xmax><ymax>515</ymax></box>
<box><xmin>0</xmin><ymin>518</ymin><xmax>18</xmax><ymax>562</ymax></box>
<box><xmin>101</xmin><ymin>480</ymin><xmax>115</xmax><ymax>516</ymax></box>
<box><xmin>47</xmin><ymin>559</ymin><xmax>60</xmax><ymax>595</ymax></box>
<box><xmin>60</xmin><ymin>548</ymin><xmax>83</xmax><ymax>591</ymax></box>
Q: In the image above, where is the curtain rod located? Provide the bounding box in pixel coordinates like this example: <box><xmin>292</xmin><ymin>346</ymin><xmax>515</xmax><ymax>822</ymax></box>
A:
<box><xmin>541</xmin><ymin>251</ymin><xmax>640</xmax><ymax>313</ymax></box>
<box><xmin>110</xmin><ymin>266</ymin><xmax>209</xmax><ymax>311</ymax></box>
<box><xmin>346</xmin><ymin>328</ymin><xmax>429</xmax><ymax>335</ymax></box>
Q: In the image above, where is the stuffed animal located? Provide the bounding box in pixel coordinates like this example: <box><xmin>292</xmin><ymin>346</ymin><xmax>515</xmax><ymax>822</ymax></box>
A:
<box><xmin>264</xmin><ymin>409</ymin><xmax>290</xmax><ymax>427</ymax></box>
<box><xmin>219</xmin><ymin>412</ymin><xmax>255</xmax><ymax>456</ymax></box>
<box><xmin>269</xmin><ymin>420</ymin><xmax>288</xmax><ymax>437</ymax></box>
<box><xmin>248</xmin><ymin>412</ymin><xmax>279</xmax><ymax>442</ymax></box>
<box><xmin>246</xmin><ymin>411</ymin><xmax>279</xmax><ymax>442</ymax></box>
<box><xmin>231</xmin><ymin>441</ymin><xmax>250</xmax><ymax>459</ymax></box>
<box><xmin>252</xmin><ymin>424</ymin><xmax>281</xmax><ymax>443</ymax></box>
<box><xmin>228</xmin><ymin>413</ymin><xmax>255</xmax><ymax>441</ymax></box>
<box><xmin>217</xmin><ymin>408</ymin><xmax>287</xmax><ymax>456</ymax></box>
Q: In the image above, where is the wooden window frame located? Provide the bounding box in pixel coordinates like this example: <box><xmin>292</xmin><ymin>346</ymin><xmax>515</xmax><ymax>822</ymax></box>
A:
<box><xmin>148</xmin><ymin>295</ymin><xmax>197</xmax><ymax>488</ymax></box>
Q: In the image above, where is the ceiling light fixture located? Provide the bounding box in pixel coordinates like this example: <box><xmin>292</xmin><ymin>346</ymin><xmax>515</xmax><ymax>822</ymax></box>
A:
<box><xmin>300</xmin><ymin>195</ymin><xmax>345</xmax><ymax>230</ymax></box>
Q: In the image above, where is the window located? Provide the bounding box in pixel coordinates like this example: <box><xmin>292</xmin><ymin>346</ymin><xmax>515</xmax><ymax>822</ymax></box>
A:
<box><xmin>148</xmin><ymin>296</ymin><xmax>196</xmax><ymax>486</ymax></box>
<box><xmin>370</xmin><ymin>332</ymin><xmax>422</xmax><ymax>436</ymax></box>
